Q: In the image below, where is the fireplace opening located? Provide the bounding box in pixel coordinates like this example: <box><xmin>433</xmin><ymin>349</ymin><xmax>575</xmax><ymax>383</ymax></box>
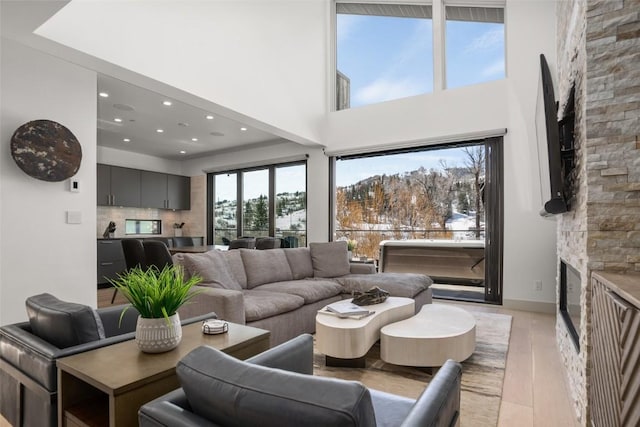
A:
<box><xmin>560</xmin><ymin>259</ymin><xmax>581</xmax><ymax>351</ymax></box>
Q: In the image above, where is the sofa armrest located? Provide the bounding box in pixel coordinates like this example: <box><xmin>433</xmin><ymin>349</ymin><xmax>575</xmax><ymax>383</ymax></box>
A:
<box><xmin>179</xmin><ymin>286</ymin><xmax>245</xmax><ymax>324</ymax></box>
<box><xmin>139</xmin><ymin>389</ymin><xmax>217</xmax><ymax>427</ymax></box>
<box><xmin>246</xmin><ymin>333</ymin><xmax>313</xmax><ymax>374</ymax></box>
<box><xmin>400</xmin><ymin>359</ymin><xmax>462</xmax><ymax>427</ymax></box>
<box><xmin>349</xmin><ymin>263</ymin><xmax>376</xmax><ymax>274</ymax></box>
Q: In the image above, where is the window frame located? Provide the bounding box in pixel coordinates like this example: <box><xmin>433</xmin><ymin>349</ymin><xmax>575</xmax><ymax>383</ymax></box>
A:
<box><xmin>331</xmin><ymin>0</ymin><xmax>506</xmax><ymax>111</ymax></box>
<box><xmin>207</xmin><ymin>160</ymin><xmax>308</xmax><ymax>245</ymax></box>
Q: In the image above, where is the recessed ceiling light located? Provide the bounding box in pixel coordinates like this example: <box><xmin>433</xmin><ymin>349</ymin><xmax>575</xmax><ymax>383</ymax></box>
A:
<box><xmin>114</xmin><ymin>118</ymin><xmax>123</xmax><ymax>123</ymax></box>
<box><xmin>156</xmin><ymin>129</ymin><xmax>164</xmax><ymax>133</ymax></box>
<box><xmin>99</xmin><ymin>92</ymin><xmax>109</xmax><ymax>98</ymax></box>
<box><xmin>191</xmin><ymin>138</ymin><xmax>198</xmax><ymax>142</ymax></box>
<box><xmin>179</xmin><ymin>150</ymin><xmax>187</xmax><ymax>154</ymax></box>
<box><xmin>240</xmin><ymin>127</ymin><xmax>247</xmax><ymax>131</ymax></box>
<box><xmin>162</xmin><ymin>100</ymin><xmax>172</xmax><ymax>106</ymax></box>
<box><xmin>206</xmin><ymin>115</ymin><xmax>214</xmax><ymax>120</ymax></box>
<box><xmin>123</xmin><ymin>138</ymin><xmax>131</xmax><ymax>142</ymax></box>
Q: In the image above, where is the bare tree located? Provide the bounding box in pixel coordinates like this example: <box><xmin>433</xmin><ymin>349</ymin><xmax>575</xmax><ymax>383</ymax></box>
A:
<box><xmin>463</xmin><ymin>146</ymin><xmax>485</xmax><ymax>238</ymax></box>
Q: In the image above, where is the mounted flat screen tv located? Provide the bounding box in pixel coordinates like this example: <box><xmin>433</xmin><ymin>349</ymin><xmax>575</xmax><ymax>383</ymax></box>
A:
<box><xmin>536</xmin><ymin>54</ymin><xmax>570</xmax><ymax>216</ymax></box>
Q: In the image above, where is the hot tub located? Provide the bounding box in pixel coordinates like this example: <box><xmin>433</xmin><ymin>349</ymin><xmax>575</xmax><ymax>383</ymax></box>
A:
<box><xmin>378</xmin><ymin>239</ymin><xmax>485</xmax><ymax>283</ymax></box>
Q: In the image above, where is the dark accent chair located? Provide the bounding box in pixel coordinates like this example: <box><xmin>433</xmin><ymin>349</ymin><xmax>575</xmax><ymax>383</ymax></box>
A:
<box><xmin>255</xmin><ymin>237</ymin><xmax>281</xmax><ymax>250</ymax></box>
<box><xmin>0</xmin><ymin>294</ymin><xmax>215</xmax><ymax>427</ymax></box>
<box><xmin>172</xmin><ymin>237</ymin><xmax>194</xmax><ymax>248</ymax></box>
<box><xmin>221</xmin><ymin>237</ymin><xmax>231</xmax><ymax>245</ymax></box>
<box><xmin>143</xmin><ymin>240</ymin><xmax>174</xmax><ymax>270</ymax></box>
<box><xmin>112</xmin><ymin>238</ymin><xmax>147</xmax><ymax>303</ymax></box>
<box><xmin>228</xmin><ymin>237</ymin><xmax>256</xmax><ymax>250</ymax></box>
<box><xmin>139</xmin><ymin>334</ymin><xmax>462</xmax><ymax>427</ymax></box>
<box><xmin>281</xmin><ymin>235</ymin><xmax>299</xmax><ymax>248</ymax></box>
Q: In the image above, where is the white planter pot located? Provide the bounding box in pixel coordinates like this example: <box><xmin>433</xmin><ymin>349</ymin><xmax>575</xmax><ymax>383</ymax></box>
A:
<box><xmin>174</xmin><ymin>229</ymin><xmax>183</xmax><ymax>237</ymax></box>
<box><xmin>135</xmin><ymin>313</ymin><xmax>182</xmax><ymax>353</ymax></box>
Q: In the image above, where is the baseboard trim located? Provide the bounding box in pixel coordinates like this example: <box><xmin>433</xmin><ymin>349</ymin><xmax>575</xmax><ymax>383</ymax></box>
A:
<box><xmin>503</xmin><ymin>299</ymin><xmax>556</xmax><ymax>314</ymax></box>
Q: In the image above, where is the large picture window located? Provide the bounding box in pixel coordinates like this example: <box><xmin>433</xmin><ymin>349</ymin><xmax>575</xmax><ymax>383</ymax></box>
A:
<box><xmin>336</xmin><ymin>3</ymin><xmax>433</xmax><ymax>110</ymax></box>
<box><xmin>208</xmin><ymin>162</ymin><xmax>307</xmax><ymax>247</ymax></box>
<box><xmin>334</xmin><ymin>1</ymin><xmax>506</xmax><ymax>109</ymax></box>
<box><xmin>332</xmin><ymin>137</ymin><xmax>503</xmax><ymax>304</ymax></box>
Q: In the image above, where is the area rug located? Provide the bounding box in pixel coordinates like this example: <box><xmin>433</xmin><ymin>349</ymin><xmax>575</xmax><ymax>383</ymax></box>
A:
<box><xmin>313</xmin><ymin>309</ymin><xmax>512</xmax><ymax>427</ymax></box>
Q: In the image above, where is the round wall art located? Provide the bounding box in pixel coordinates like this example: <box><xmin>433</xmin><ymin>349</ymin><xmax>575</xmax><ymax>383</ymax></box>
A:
<box><xmin>10</xmin><ymin>119</ymin><xmax>82</xmax><ymax>182</ymax></box>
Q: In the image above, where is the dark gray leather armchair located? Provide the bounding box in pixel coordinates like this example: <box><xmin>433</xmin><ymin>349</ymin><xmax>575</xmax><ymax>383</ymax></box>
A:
<box><xmin>139</xmin><ymin>334</ymin><xmax>462</xmax><ymax>427</ymax></box>
<box><xmin>0</xmin><ymin>294</ymin><xmax>214</xmax><ymax>427</ymax></box>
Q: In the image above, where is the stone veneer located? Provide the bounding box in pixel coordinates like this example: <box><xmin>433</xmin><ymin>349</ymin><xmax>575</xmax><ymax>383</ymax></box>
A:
<box><xmin>556</xmin><ymin>0</ymin><xmax>640</xmax><ymax>424</ymax></box>
<box><xmin>96</xmin><ymin>175</ymin><xmax>206</xmax><ymax>239</ymax></box>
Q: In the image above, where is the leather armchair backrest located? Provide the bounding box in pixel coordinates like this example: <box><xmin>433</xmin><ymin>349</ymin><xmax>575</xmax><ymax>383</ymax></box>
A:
<box><xmin>143</xmin><ymin>240</ymin><xmax>174</xmax><ymax>270</ymax></box>
<box><xmin>177</xmin><ymin>345</ymin><xmax>377</xmax><ymax>426</ymax></box>
<box><xmin>26</xmin><ymin>293</ymin><xmax>105</xmax><ymax>349</ymax></box>
<box><xmin>121</xmin><ymin>238</ymin><xmax>147</xmax><ymax>271</ymax></box>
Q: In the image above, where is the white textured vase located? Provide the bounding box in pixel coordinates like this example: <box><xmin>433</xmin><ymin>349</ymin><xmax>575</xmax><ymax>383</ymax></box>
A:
<box><xmin>135</xmin><ymin>313</ymin><xmax>182</xmax><ymax>353</ymax></box>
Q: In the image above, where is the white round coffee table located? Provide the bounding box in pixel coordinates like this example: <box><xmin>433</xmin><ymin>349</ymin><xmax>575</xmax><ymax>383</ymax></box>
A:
<box><xmin>316</xmin><ymin>297</ymin><xmax>415</xmax><ymax>367</ymax></box>
<box><xmin>380</xmin><ymin>304</ymin><xmax>476</xmax><ymax>367</ymax></box>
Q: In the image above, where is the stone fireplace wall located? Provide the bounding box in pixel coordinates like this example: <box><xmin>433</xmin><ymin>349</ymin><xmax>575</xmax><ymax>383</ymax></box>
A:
<box><xmin>556</xmin><ymin>0</ymin><xmax>640</xmax><ymax>424</ymax></box>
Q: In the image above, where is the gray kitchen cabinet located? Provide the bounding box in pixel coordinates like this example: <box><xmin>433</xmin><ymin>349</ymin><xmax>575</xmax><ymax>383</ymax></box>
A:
<box><xmin>167</xmin><ymin>174</ymin><xmax>191</xmax><ymax>210</ymax></box>
<box><xmin>140</xmin><ymin>171</ymin><xmax>191</xmax><ymax>210</ymax></box>
<box><xmin>97</xmin><ymin>239</ymin><xmax>126</xmax><ymax>286</ymax></box>
<box><xmin>98</xmin><ymin>164</ymin><xmax>190</xmax><ymax>209</ymax></box>
<box><xmin>97</xmin><ymin>164</ymin><xmax>140</xmax><ymax>207</ymax></box>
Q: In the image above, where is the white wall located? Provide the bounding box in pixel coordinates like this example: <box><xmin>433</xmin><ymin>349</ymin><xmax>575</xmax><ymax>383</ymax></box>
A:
<box><xmin>0</xmin><ymin>39</ymin><xmax>98</xmax><ymax>324</ymax></box>
<box><xmin>97</xmin><ymin>146</ymin><xmax>183</xmax><ymax>176</ymax></box>
<box><xmin>36</xmin><ymin>0</ymin><xmax>329</xmax><ymax>146</ymax></box>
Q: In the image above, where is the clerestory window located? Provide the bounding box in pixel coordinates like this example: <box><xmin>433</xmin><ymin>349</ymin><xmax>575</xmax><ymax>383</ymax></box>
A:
<box><xmin>334</xmin><ymin>1</ymin><xmax>506</xmax><ymax>110</ymax></box>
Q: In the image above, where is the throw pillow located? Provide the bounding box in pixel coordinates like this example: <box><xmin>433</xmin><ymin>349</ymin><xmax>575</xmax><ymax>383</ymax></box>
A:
<box><xmin>181</xmin><ymin>251</ymin><xmax>242</xmax><ymax>290</ymax></box>
<box><xmin>240</xmin><ymin>249</ymin><xmax>293</xmax><ymax>288</ymax></box>
<box><xmin>284</xmin><ymin>247</ymin><xmax>314</xmax><ymax>279</ymax></box>
<box><xmin>26</xmin><ymin>293</ymin><xmax>105</xmax><ymax>349</ymax></box>
<box><xmin>178</xmin><ymin>345</ymin><xmax>376</xmax><ymax>426</ymax></box>
<box><xmin>309</xmin><ymin>241</ymin><xmax>350</xmax><ymax>278</ymax></box>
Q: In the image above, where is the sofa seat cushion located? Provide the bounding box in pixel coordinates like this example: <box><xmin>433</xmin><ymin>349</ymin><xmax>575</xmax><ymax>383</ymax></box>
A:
<box><xmin>243</xmin><ymin>290</ymin><xmax>305</xmax><ymax>322</ymax></box>
<box><xmin>334</xmin><ymin>273</ymin><xmax>432</xmax><ymax>298</ymax></box>
<box><xmin>256</xmin><ymin>280</ymin><xmax>344</xmax><ymax>304</ymax></box>
<box><xmin>177</xmin><ymin>345</ymin><xmax>377</xmax><ymax>427</ymax></box>
<box><xmin>241</xmin><ymin>249</ymin><xmax>294</xmax><ymax>289</ymax></box>
<box><xmin>180</xmin><ymin>251</ymin><xmax>242</xmax><ymax>290</ymax></box>
<box><xmin>25</xmin><ymin>293</ymin><xmax>105</xmax><ymax>349</ymax></box>
<box><xmin>284</xmin><ymin>247</ymin><xmax>314</xmax><ymax>279</ymax></box>
<box><xmin>309</xmin><ymin>242</ymin><xmax>350</xmax><ymax>278</ymax></box>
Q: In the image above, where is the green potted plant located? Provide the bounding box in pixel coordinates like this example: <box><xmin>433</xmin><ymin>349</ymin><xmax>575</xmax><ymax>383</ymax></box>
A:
<box><xmin>347</xmin><ymin>239</ymin><xmax>357</xmax><ymax>260</ymax></box>
<box><xmin>110</xmin><ymin>265</ymin><xmax>202</xmax><ymax>353</ymax></box>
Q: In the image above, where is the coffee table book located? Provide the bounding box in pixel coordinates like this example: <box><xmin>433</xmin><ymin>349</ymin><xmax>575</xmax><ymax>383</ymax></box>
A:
<box><xmin>325</xmin><ymin>301</ymin><xmax>371</xmax><ymax>316</ymax></box>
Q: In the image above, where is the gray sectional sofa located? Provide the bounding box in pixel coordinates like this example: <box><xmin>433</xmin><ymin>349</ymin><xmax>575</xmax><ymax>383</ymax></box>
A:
<box><xmin>175</xmin><ymin>242</ymin><xmax>433</xmax><ymax>345</ymax></box>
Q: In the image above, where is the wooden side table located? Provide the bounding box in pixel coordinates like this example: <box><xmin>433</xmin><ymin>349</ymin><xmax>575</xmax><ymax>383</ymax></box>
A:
<box><xmin>57</xmin><ymin>322</ymin><xmax>270</xmax><ymax>427</ymax></box>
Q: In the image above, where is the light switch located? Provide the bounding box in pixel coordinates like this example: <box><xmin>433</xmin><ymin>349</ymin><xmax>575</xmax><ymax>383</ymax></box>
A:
<box><xmin>66</xmin><ymin>211</ymin><xmax>82</xmax><ymax>224</ymax></box>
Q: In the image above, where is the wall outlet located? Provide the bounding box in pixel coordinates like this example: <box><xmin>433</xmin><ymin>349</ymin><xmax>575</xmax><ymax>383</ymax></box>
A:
<box><xmin>534</xmin><ymin>280</ymin><xmax>543</xmax><ymax>291</ymax></box>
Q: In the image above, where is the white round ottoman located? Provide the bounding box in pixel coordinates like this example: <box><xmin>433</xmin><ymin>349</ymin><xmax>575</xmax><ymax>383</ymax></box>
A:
<box><xmin>380</xmin><ymin>304</ymin><xmax>476</xmax><ymax>367</ymax></box>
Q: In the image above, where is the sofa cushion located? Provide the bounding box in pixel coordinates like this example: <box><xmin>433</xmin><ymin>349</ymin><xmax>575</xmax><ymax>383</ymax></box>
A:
<box><xmin>309</xmin><ymin>242</ymin><xmax>350</xmax><ymax>278</ymax></box>
<box><xmin>242</xmin><ymin>290</ymin><xmax>305</xmax><ymax>322</ymax></box>
<box><xmin>181</xmin><ymin>251</ymin><xmax>242</xmax><ymax>290</ymax></box>
<box><xmin>25</xmin><ymin>293</ymin><xmax>105</xmax><ymax>349</ymax></box>
<box><xmin>177</xmin><ymin>345</ymin><xmax>377</xmax><ymax>427</ymax></box>
<box><xmin>334</xmin><ymin>273</ymin><xmax>432</xmax><ymax>298</ymax></box>
<box><xmin>284</xmin><ymin>247</ymin><xmax>314</xmax><ymax>279</ymax></box>
<box><xmin>256</xmin><ymin>280</ymin><xmax>344</xmax><ymax>304</ymax></box>
<box><xmin>241</xmin><ymin>249</ymin><xmax>293</xmax><ymax>289</ymax></box>
<box><xmin>222</xmin><ymin>250</ymin><xmax>248</xmax><ymax>288</ymax></box>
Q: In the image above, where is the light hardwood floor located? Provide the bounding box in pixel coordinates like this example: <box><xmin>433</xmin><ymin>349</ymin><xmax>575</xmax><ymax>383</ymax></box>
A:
<box><xmin>0</xmin><ymin>291</ymin><xmax>581</xmax><ymax>426</ymax></box>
